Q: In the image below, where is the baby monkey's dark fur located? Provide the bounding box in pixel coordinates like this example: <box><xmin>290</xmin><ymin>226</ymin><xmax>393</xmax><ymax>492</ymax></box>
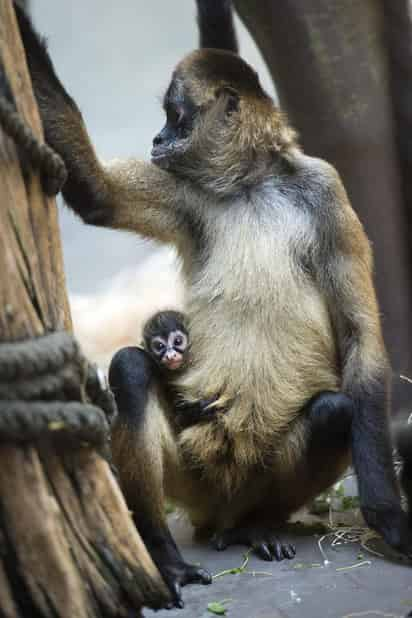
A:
<box><xmin>15</xmin><ymin>1</ymin><xmax>412</xmax><ymax>608</ymax></box>
<box><xmin>141</xmin><ymin>310</ymin><xmax>222</xmax><ymax>428</ymax></box>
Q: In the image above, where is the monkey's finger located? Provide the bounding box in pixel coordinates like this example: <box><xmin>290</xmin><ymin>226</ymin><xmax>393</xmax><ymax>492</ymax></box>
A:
<box><xmin>271</xmin><ymin>540</ymin><xmax>284</xmax><ymax>562</ymax></box>
<box><xmin>212</xmin><ymin>533</ymin><xmax>228</xmax><ymax>551</ymax></box>
<box><xmin>197</xmin><ymin>568</ymin><xmax>212</xmax><ymax>585</ymax></box>
<box><xmin>184</xmin><ymin>566</ymin><xmax>212</xmax><ymax>585</ymax></box>
<box><xmin>254</xmin><ymin>542</ymin><xmax>273</xmax><ymax>561</ymax></box>
<box><xmin>207</xmin><ymin>394</ymin><xmax>231</xmax><ymax>410</ymax></box>
<box><xmin>282</xmin><ymin>544</ymin><xmax>296</xmax><ymax>560</ymax></box>
<box><xmin>170</xmin><ymin>581</ymin><xmax>184</xmax><ymax>608</ymax></box>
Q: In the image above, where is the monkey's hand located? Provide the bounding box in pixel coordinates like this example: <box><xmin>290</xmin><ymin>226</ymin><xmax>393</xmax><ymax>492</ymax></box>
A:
<box><xmin>175</xmin><ymin>394</ymin><xmax>227</xmax><ymax>429</ymax></box>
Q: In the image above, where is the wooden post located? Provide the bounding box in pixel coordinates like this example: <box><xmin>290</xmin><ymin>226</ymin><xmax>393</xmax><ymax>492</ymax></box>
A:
<box><xmin>0</xmin><ymin>1</ymin><xmax>169</xmax><ymax>615</ymax></box>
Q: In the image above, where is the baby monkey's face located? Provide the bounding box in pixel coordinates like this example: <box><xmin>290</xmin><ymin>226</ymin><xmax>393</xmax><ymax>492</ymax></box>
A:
<box><xmin>150</xmin><ymin>329</ymin><xmax>188</xmax><ymax>371</ymax></box>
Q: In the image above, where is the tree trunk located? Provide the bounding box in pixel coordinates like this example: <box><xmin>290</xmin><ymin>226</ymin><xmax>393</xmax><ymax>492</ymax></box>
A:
<box><xmin>0</xmin><ymin>1</ymin><xmax>169</xmax><ymax>615</ymax></box>
<box><xmin>234</xmin><ymin>0</ymin><xmax>412</xmax><ymax>412</ymax></box>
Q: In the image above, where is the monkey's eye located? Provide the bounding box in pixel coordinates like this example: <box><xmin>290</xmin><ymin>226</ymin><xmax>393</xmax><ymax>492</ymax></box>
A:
<box><xmin>152</xmin><ymin>340</ymin><xmax>166</xmax><ymax>354</ymax></box>
<box><xmin>167</xmin><ymin>106</ymin><xmax>184</xmax><ymax>126</ymax></box>
<box><xmin>172</xmin><ymin>332</ymin><xmax>187</xmax><ymax>350</ymax></box>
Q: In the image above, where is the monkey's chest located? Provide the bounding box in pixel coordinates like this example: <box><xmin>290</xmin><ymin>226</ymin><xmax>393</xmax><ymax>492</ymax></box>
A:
<box><xmin>183</xmin><ymin>222</ymin><xmax>337</xmax><ymax>393</ymax></box>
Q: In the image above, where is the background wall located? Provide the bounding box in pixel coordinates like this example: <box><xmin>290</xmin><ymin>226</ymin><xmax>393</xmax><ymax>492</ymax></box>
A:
<box><xmin>31</xmin><ymin>0</ymin><xmax>275</xmax><ymax>295</ymax></box>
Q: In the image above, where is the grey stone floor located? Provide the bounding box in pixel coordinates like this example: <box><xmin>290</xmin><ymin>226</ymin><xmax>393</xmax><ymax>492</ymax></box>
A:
<box><xmin>146</xmin><ymin>515</ymin><xmax>412</xmax><ymax>618</ymax></box>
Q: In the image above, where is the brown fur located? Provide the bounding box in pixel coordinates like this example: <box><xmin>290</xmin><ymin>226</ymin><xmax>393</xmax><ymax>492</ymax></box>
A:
<box><xmin>22</xmin><ymin>35</ymin><xmax>389</xmax><ymax>538</ymax></box>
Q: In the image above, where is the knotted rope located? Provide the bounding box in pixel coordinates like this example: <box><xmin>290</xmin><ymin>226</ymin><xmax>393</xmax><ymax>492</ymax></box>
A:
<box><xmin>0</xmin><ymin>332</ymin><xmax>116</xmax><ymax>447</ymax></box>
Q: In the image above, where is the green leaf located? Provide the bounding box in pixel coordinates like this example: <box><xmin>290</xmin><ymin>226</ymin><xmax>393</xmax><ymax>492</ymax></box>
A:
<box><xmin>207</xmin><ymin>601</ymin><xmax>227</xmax><ymax>615</ymax></box>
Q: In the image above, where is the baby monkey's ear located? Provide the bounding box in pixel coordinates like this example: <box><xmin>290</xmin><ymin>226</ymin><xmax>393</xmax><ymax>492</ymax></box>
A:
<box><xmin>215</xmin><ymin>85</ymin><xmax>240</xmax><ymax>115</ymax></box>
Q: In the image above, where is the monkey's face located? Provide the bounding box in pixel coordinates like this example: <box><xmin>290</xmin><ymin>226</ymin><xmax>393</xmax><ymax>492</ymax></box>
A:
<box><xmin>151</xmin><ymin>79</ymin><xmax>198</xmax><ymax>171</ymax></box>
<box><xmin>151</xmin><ymin>50</ymin><xmax>260</xmax><ymax>175</ymax></box>
<box><xmin>150</xmin><ymin>330</ymin><xmax>188</xmax><ymax>371</ymax></box>
<box><xmin>151</xmin><ymin>73</ymin><xmax>241</xmax><ymax>176</ymax></box>
<box><xmin>151</xmin><ymin>50</ymin><xmax>277</xmax><ymax>192</ymax></box>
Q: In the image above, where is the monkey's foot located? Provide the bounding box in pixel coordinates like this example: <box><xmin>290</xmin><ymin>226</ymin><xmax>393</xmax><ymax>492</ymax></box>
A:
<box><xmin>157</xmin><ymin>559</ymin><xmax>212</xmax><ymax>609</ymax></box>
<box><xmin>362</xmin><ymin>505</ymin><xmax>412</xmax><ymax>561</ymax></box>
<box><xmin>212</xmin><ymin>525</ymin><xmax>296</xmax><ymax>562</ymax></box>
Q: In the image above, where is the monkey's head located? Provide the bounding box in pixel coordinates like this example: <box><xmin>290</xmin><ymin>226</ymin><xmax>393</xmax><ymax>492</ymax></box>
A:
<box><xmin>151</xmin><ymin>49</ymin><xmax>297</xmax><ymax>195</ymax></box>
<box><xmin>143</xmin><ymin>310</ymin><xmax>189</xmax><ymax>372</ymax></box>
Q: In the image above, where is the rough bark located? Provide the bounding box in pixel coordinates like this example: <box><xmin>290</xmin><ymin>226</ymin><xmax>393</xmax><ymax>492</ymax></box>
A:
<box><xmin>0</xmin><ymin>1</ymin><xmax>169</xmax><ymax>615</ymax></box>
<box><xmin>234</xmin><ymin>0</ymin><xmax>412</xmax><ymax>411</ymax></box>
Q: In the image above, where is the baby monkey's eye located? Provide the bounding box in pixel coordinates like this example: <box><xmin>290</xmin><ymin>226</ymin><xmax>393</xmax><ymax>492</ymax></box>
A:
<box><xmin>152</xmin><ymin>340</ymin><xmax>165</xmax><ymax>353</ymax></box>
<box><xmin>174</xmin><ymin>336</ymin><xmax>183</xmax><ymax>347</ymax></box>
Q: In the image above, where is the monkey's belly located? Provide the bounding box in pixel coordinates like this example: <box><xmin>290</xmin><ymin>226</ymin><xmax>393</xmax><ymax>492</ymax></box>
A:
<box><xmin>178</xmin><ymin>291</ymin><xmax>339</xmax><ymax>471</ymax></box>
<box><xmin>173</xmin><ymin>420</ymin><xmax>350</xmax><ymax>531</ymax></box>
<box><xmin>174</xmin><ymin>272</ymin><xmax>342</xmax><ymax>520</ymax></box>
<box><xmin>171</xmin><ymin>413</ymin><xmax>351</xmax><ymax>530</ymax></box>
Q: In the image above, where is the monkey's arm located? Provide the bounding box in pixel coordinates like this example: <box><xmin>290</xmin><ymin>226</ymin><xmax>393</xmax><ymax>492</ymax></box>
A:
<box><xmin>16</xmin><ymin>7</ymin><xmax>183</xmax><ymax>244</ymax></box>
<box><xmin>196</xmin><ymin>0</ymin><xmax>238</xmax><ymax>53</ymax></box>
<box><xmin>321</xmin><ymin>174</ymin><xmax>411</xmax><ymax>554</ymax></box>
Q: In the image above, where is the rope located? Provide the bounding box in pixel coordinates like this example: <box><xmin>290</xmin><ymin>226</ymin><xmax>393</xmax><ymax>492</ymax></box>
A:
<box><xmin>0</xmin><ymin>332</ymin><xmax>116</xmax><ymax>448</ymax></box>
<box><xmin>0</xmin><ymin>67</ymin><xmax>67</xmax><ymax>196</ymax></box>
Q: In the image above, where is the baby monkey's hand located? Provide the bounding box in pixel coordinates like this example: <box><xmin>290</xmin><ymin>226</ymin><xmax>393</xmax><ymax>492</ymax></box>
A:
<box><xmin>175</xmin><ymin>394</ymin><xmax>226</xmax><ymax>429</ymax></box>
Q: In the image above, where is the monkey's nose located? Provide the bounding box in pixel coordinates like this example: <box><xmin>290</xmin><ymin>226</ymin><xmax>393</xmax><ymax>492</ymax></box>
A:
<box><xmin>165</xmin><ymin>350</ymin><xmax>177</xmax><ymax>360</ymax></box>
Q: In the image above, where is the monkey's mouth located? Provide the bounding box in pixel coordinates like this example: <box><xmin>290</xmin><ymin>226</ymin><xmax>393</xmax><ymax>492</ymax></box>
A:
<box><xmin>151</xmin><ymin>141</ymin><xmax>188</xmax><ymax>169</ymax></box>
<box><xmin>151</xmin><ymin>147</ymin><xmax>171</xmax><ymax>168</ymax></box>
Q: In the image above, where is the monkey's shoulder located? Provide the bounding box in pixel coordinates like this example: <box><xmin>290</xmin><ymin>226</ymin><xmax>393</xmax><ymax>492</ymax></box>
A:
<box><xmin>282</xmin><ymin>152</ymin><xmax>368</xmax><ymax>239</ymax></box>
<box><xmin>282</xmin><ymin>152</ymin><xmax>343</xmax><ymax>206</ymax></box>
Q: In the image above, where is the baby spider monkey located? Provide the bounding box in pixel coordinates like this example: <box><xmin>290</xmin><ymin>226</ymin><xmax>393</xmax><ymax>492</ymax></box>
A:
<box><xmin>143</xmin><ymin>310</ymin><xmax>189</xmax><ymax>373</ymax></box>
<box><xmin>142</xmin><ymin>310</ymin><xmax>222</xmax><ymax>429</ymax></box>
<box><xmin>109</xmin><ymin>310</ymin><xmax>222</xmax><ymax>435</ymax></box>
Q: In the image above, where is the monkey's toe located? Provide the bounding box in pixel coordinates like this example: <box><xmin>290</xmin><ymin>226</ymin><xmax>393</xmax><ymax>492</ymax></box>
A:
<box><xmin>161</xmin><ymin>561</ymin><xmax>212</xmax><ymax>608</ymax></box>
<box><xmin>253</xmin><ymin>539</ymin><xmax>296</xmax><ymax>562</ymax></box>
<box><xmin>212</xmin><ymin>527</ymin><xmax>296</xmax><ymax>562</ymax></box>
<box><xmin>181</xmin><ymin>564</ymin><xmax>212</xmax><ymax>586</ymax></box>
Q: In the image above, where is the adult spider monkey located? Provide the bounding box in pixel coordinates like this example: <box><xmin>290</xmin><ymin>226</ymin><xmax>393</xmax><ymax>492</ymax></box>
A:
<box><xmin>15</xmin><ymin>0</ymin><xmax>412</xmax><ymax>608</ymax></box>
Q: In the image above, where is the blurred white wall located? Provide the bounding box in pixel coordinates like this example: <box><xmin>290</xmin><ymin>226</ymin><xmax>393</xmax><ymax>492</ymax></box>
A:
<box><xmin>30</xmin><ymin>1</ymin><xmax>276</xmax><ymax>362</ymax></box>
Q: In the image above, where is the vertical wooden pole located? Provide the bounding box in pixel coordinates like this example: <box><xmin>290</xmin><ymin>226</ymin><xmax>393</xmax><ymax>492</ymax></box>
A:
<box><xmin>0</xmin><ymin>1</ymin><xmax>169</xmax><ymax>615</ymax></box>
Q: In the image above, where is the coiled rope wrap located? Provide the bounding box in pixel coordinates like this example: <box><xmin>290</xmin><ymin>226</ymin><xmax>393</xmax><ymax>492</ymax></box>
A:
<box><xmin>0</xmin><ymin>332</ymin><xmax>116</xmax><ymax>447</ymax></box>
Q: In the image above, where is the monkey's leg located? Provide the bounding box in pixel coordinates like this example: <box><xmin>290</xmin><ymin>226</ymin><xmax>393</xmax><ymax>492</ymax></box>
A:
<box><xmin>308</xmin><ymin>391</ymin><xmax>412</xmax><ymax>559</ymax></box>
<box><xmin>109</xmin><ymin>348</ymin><xmax>211</xmax><ymax>608</ymax></box>
<box><xmin>350</xmin><ymin>386</ymin><xmax>412</xmax><ymax>558</ymax></box>
<box><xmin>305</xmin><ymin>391</ymin><xmax>354</xmax><ymax>451</ymax></box>
<box><xmin>394</xmin><ymin>422</ymin><xmax>412</xmax><ymax>526</ymax></box>
<box><xmin>213</xmin><ymin>392</ymin><xmax>354</xmax><ymax>561</ymax></box>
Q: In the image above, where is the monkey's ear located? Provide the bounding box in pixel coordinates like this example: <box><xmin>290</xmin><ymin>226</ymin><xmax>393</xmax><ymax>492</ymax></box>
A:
<box><xmin>215</xmin><ymin>85</ymin><xmax>240</xmax><ymax>115</ymax></box>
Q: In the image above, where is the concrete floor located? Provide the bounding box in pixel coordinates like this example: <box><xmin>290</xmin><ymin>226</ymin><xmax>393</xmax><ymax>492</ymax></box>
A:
<box><xmin>145</xmin><ymin>515</ymin><xmax>412</xmax><ymax>618</ymax></box>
